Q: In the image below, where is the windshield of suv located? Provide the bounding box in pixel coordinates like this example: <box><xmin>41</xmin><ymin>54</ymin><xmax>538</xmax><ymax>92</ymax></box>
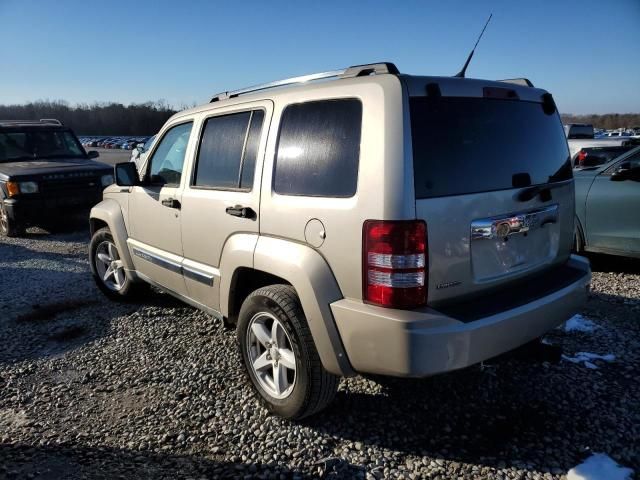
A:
<box><xmin>0</xmin><ymin>129</ymin><xmax>85</xmax><ymax>162</ymax></box>
<box><xmin>410</xmin><ymin>97</ymin><xmax>572</xmax><ymax>199</ymax></box>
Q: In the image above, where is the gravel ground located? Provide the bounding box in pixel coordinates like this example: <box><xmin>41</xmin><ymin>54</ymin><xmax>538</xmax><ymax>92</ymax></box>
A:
<box><xmin>0</xmin><ymin>226</ymin><xmax>638</xmax><ymax>479</ymax></box>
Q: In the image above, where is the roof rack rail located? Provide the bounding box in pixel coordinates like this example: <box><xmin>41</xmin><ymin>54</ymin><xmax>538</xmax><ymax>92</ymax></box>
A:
<box><xmin>39</xmin><ymin>118</ymin><xmax>63</xmax><ymax>125</ymax></box>
<box><xmin>0</xmin><ymin>119</ymin><xmax>63</xmax><ymax>127</ymax></box>
<box><xmin>210</xmin><ymin>62</ymin><xmax>399</xmax><ymax>102</ymax></box>
<box><xmin>497</xmin><ymin>78</ymin><xmax>534</xmax><ymax>87</ymax></box>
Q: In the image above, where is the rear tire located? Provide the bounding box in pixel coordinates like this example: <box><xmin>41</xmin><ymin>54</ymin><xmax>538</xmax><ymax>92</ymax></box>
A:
<box><xmin>237</xmin><ymin>284</ymin><xmax>339</xmax><ymax>419</ymax></box>
<box><xmin>0</xmin><ymin>201</ymin><xmax>24</xmax><ymax>237</ymax></box>
<box><xmin>89</xmin><ymin>227</ymin><xmax>146</xmax><ymax>300</ymax></box>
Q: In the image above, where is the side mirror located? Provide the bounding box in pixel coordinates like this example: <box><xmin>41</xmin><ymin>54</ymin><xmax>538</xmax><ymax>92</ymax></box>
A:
<box><xmin>610</xmin><ymin>163</ymin><xmax>637</xmax><ymax>181</ymax></box>
<box><xmin>87</xmin><ymin>150</ymin><xmax>100</xmax><ymax>159</ymax></box>
<box><xmin>114</xmin><ymin>162</ymin><xmax>140</xmax><ymax>187</ymax></box>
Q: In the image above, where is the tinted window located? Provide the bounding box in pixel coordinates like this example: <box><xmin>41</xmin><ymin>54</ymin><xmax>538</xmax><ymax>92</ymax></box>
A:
<box><xmin>0</xmin><ymin>130</ymin><xmax>83</xmax><ymax>161</ymax></box>
<box><xmin>149</xmin><ymin>122</ymin><xmax>193</xmax><ymax>186</ymax></box>
<box><xmin>240</xmin><ymin>111</ymin><xmax>265</xmax><ymax>189</ymax></box>
<box><xmin>274</xmin><ymin>99</ymin><xmax>362</xmax><ymax>197</ymax></box>
<box><xmin>574</xmin><ymin>146</ymin><xmax>635</xmax><ymax>168</ymax></box>
<box><xmin>194</xmin><ymin>110</ymin><xmax>264</xmax><ymax>190</ymax></box>
<box><xmin>410</xmin><ymin>97</ymin><xmax>571</xmax><ymax>199</ymax></box>
<box><xmin>566</xmin><ymin>124</ymin><xmax>594</xmax><ymax>139</ymax></box>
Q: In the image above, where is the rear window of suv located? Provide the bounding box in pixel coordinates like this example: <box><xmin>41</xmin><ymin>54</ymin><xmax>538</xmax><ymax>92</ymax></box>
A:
<box><xmin>274</xmin><ymin>99</ymin><xmax>362</xmax><ymax>197</ymax></box>
<box><xmin>410</xmin><ymin>97</ymin><xmax>572</xmax><ymax>199</ymax></box>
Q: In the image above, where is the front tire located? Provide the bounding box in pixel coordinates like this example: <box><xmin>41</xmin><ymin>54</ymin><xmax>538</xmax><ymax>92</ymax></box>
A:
<box><xmin>237</xmin><ymin>285</ymin><xmax>339</xmax><ymax>419</ymax></box>
<box><xmin>0</xmin><ymin>201</ymin><xmax>24</xmax><ymax>237</ymax></box>
<box><xmin>89</xmin><ymin>227</ymin><xmax>143</xmax><ymax>300</ymax></box>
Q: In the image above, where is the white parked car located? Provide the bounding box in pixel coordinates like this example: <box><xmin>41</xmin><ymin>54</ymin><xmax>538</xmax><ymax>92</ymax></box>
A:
<box><xmin>130</xmin><ymin>135</ymin><xmax>156</xmax><ymax>171</ymax></box>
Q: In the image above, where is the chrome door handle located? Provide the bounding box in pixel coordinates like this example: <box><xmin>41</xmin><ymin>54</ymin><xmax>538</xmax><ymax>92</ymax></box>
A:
<box><xmin>225</xmin><ymin>205</ymin><xmax>255</xmax><ymax>219</ymax></box>
<box><xmin>161</xmin><ymin>198</ymin><xmax>181</xmax><ymax>209</ymax></box>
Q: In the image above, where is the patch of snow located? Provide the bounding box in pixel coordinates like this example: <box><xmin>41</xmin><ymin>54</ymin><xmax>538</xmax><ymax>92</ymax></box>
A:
<box><xmin>562</xmin><ymin>351</ymin><xmax>615</xmax><ymax>369</ymax></box>
<box><xmin>564</xmin><ymin>314</ymin><xmax>598</xmax><ymax>333</ymax></box>
<box><xmin>567</xmin><ymin>453</ymin><xmax>634</xmax><ymax>480</ymax></box>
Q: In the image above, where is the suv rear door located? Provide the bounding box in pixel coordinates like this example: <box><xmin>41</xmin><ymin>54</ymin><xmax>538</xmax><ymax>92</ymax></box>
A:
<box><xmin>408</xmin><ymin>92</ymin><xmax>575</xmax><ymax>306</ymax></box>
<box><xmin>179</xmin><ymin>101</ymin><xmax>272</xmax><ymax>311</ymax></box>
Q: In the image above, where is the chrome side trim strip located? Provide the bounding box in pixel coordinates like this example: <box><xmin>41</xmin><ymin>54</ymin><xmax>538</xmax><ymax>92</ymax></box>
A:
<box><xmin>132</xmin><ymin>246</ymin><xmax>215</xmax><ymax>287</ymax></box>
<box><xmin>471</xmin><ymin>204</ymin><xmax>559</xmax><ymax>241</ymax></box>
<box><xmin>132</xmin><ymin>247</ymin><xmax>182</xmax><ymax>273</ymax></box>
<box><xmin>183</xmin><ymin>265</ymin><xmax>215</xmax><ymax>286</ymax></box>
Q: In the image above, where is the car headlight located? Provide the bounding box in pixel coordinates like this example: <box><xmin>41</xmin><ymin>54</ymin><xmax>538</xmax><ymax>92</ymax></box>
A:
<box><xmin>101</xmin><ymin>174</ymin><xmax>115</xmax><ymax>187</ymax></box>
<box><xmin>19</xmin><ymin>181</ymin><xmax>39</xmax><ymax>193</ymax></box>
<box><xmin>6</xmin><ymin>181</ymin><xmax>39</xmax><ymax>196</ymax></box>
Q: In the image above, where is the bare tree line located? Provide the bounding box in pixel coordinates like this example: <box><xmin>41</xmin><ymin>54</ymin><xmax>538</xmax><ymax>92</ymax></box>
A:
<box><xmin>561</xmin><ymin>113</ymin><xmax>640</xmax><ymax>130</ymax></box>
<box><xmin>0</xmin><ymin>100</ymin><xmax>178</xmax><ymax>136</ymax></box>
<box><xmin>2</xmin><ymin>100</ymin><xmax>638</xmax><ymax>134</ymax></box>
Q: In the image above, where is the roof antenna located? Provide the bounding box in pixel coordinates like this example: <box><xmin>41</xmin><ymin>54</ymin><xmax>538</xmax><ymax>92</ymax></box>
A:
<box><xmin>455</xmin><ymin>13</ymin><xmax>492</xmax><ymax>78</ymax></box>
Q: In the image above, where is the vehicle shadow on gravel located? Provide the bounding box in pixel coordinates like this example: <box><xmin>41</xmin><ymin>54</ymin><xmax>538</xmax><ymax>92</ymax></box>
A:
<box><xmin>19</xmin><ymin>216</ymin><xmax>91</xmax><ymax>240</ymax></box>
<box><xmin>1</xmin><ymin>302</ymin><xmax>120</xmax><ymax>367</ymax></box>
<box><xmin>307</xmin><ymin>347</ymin><xmax>637</xmax><ymax>474</ymax></box>
<box><xmin>0</xmin><ymin>442</ymin><xmax>313</xmax><ymax>479</ymax></box>
<box><xmin>0</xmin><ymin>271</ymin><xmax>187</xmax><ymax>366</ymax></box>
<box><xmin>586</xmin><ymin>252</ymin><xmax>640</xmax><ymax>274</ymax></box>
<box><xmin>0</xmin><ymin>240</ymin><xmax>87</xmax><ymax>260</ymax></box>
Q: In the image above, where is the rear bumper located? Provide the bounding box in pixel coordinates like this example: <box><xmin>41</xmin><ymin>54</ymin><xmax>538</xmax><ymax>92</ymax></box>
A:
<box><xmin>331</xmin><ymin>255</ymin><xmax>591</xmax><ymax>377</ymax></box>
<box><xmin>4</xmin><ymin>192</ymin><xmax>102</xmax><ymax>224</ymax></box>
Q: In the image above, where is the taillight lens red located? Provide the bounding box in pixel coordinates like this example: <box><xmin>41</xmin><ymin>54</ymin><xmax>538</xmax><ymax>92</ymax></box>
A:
<box><xmin>577</xmin><ymin>150</ymin><xmax>588</xmax><ymax>166</ymax></box>
<box><xmin>363</xmin><ymin>220</ymin><xmax>427</xmax><ymax>309</ymax></box>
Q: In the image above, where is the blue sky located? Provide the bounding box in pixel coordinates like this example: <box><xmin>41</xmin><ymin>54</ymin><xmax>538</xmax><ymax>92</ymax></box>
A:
<box><xmin>0</xmin><ymin>0</ymin><xmax>638</xmax><ymax>114</ymax></box>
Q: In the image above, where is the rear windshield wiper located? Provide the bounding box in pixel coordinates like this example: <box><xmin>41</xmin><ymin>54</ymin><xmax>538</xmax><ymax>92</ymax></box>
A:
<box><xmin>515</xmin><ymin>180</ymin><xmax>571</xmax><ymax>202</ymax></box>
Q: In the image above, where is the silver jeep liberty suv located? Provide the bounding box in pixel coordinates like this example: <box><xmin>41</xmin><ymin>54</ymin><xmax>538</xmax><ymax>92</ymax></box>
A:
<box><xmin>89</xmin><ymin>62</ymin><xmax>591</xmax><ymax>419</ymax></box>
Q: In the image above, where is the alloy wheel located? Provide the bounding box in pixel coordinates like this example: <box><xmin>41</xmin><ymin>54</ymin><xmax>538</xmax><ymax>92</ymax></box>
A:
<box><xmin>94</xmin><ymin>240</ymin><xmax>126</xmax><ymax>291</ymax></box>
<box><xmin>246</xmin><ymin>312</ymin><xmax>297</xmax><ymax>399</ymax></box>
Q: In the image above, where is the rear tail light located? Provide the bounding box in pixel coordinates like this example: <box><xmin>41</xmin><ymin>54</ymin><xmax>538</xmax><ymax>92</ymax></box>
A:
<box><xmin>577</xmin><ymin>149</ymin><xmax>588</xmax><ymax>166</ymax></box>
<box><xmin>363</xmin><ymin>220</ymin><xmax>427</xmax><ymax>309</ymax></box>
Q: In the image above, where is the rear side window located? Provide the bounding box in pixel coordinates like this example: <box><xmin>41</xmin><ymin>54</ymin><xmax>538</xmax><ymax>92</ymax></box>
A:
<box><xmin>194</xmin><ymin>110</ymin><xmax>265</xmax><ymax>190</ymax></box>
<box><xmin>274</xmin><ymin>99</ymin><xmax>362</xmax><ymax>197</ymax></box>
<box><xmin>410</xmin><ymin>97</ymin><xmax>572</xmax><ymax>199</ymax></box>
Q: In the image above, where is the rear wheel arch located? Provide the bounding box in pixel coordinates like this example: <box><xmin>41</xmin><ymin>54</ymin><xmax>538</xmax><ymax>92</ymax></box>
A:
<box><xmin>226</xmin><ymin>267</ymin><xmax>291</xmax><ymax>327</ymax></box>
<box><xmin>90</xmin><ymin>218</ymin><xmax>108</xmax><ymax>235</ymax></box>
<box><xmin>249</xmin><ymin>237</ymin><xmax>354</xmax><ymax>377</ymax></box>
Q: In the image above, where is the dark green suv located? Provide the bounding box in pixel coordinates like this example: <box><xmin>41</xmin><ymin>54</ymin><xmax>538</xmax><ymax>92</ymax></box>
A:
<box><xmin>0</xmin><ymin>119</ymin><xmax>113</xmax><ymax>236</ymax></box>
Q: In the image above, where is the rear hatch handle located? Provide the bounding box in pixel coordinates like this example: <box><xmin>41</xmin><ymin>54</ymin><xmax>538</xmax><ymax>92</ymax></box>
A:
<box><xmin>515</xmin><ymin>180</ymin><xmax>572</xmax><ymax>202</ymax></box>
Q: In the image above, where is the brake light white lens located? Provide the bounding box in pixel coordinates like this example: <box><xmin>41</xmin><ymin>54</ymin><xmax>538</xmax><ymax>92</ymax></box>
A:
<box><xmin>363</xmin><ymin>220</ymin><xmax>427</xmax><ymax>308</ymax></box>
<box><xmin>367</xmin><ymin>253</ymin><xmax>425</xmax><ymax>269</ymax></box>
